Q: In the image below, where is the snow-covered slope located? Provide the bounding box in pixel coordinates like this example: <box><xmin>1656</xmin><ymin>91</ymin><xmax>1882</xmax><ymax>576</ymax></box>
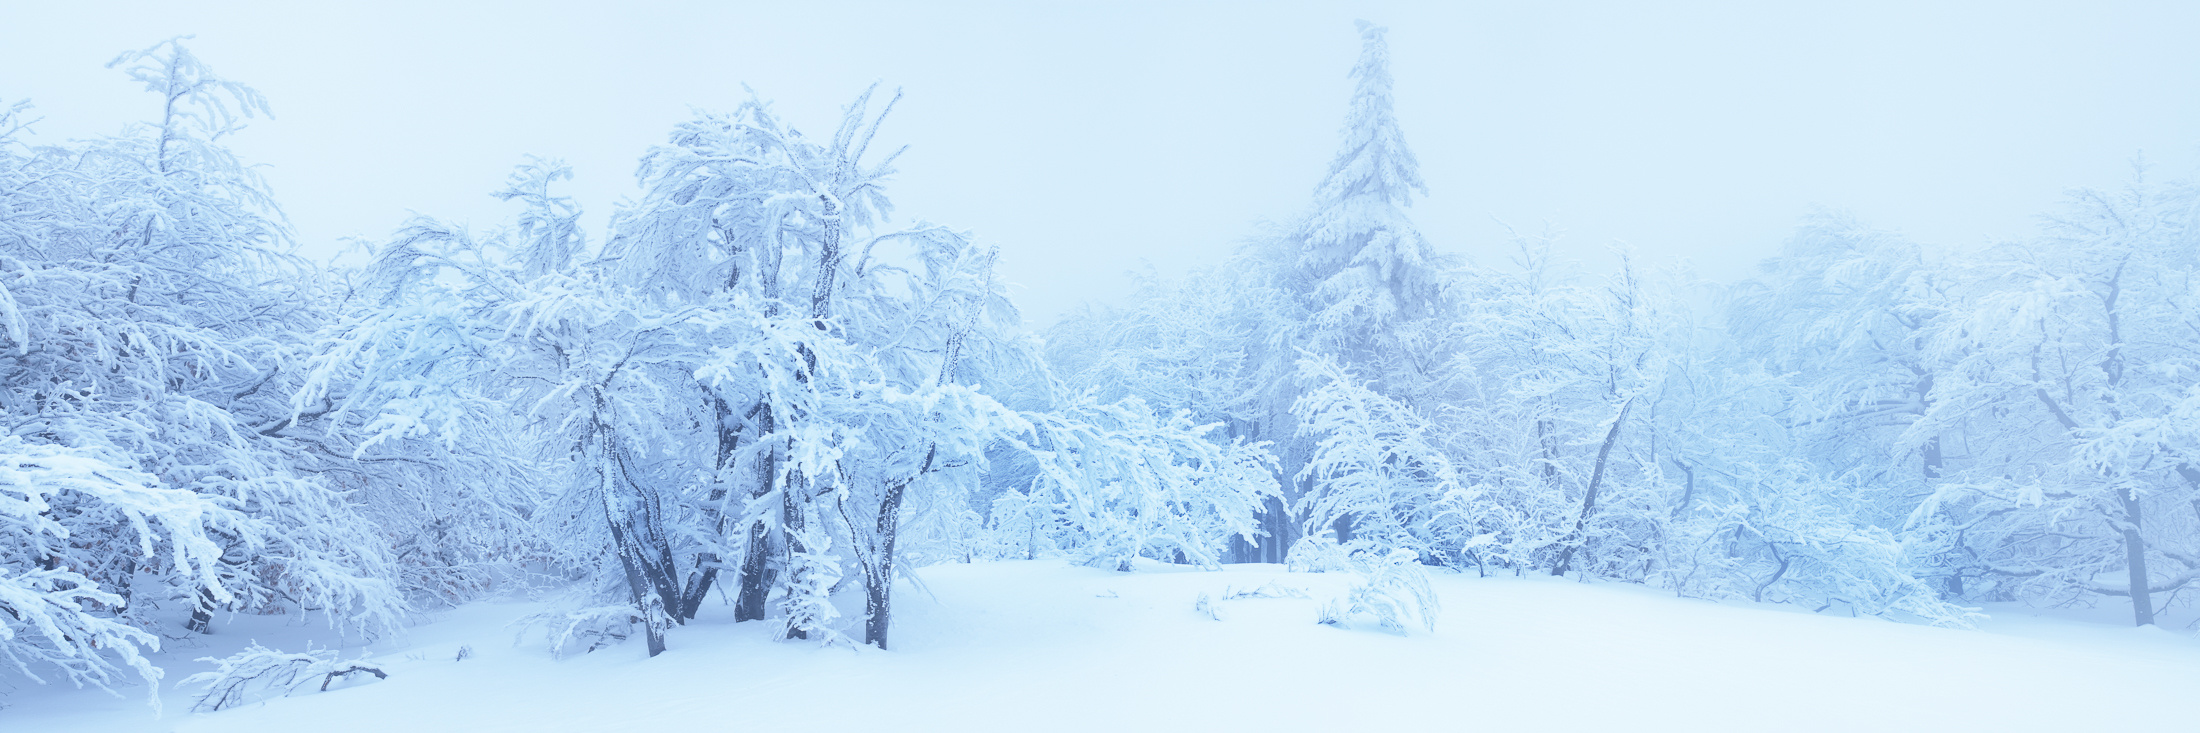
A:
<box><xmin>11</xmin><ymin>561</ymin><xmax>2199</xmax><ymax>732</ymax></box>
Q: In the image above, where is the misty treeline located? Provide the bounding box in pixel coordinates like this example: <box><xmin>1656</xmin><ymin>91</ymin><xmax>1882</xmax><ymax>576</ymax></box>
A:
<box><xmin>1054</xmin><ymin>23</ymin><xmax>2199</xmax><ymax>632</ymax></box>
<box><xmin>5</xmin><ymin>24</ymin><xmax>2198</xmax><ymax>699</ymax></box>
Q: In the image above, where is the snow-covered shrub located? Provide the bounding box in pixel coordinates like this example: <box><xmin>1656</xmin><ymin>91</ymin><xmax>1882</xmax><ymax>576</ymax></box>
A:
<box><xmin>0</xmin><ymin>437</ymin><xmax>238</xmax><ymax>699</ymax></box>
<box><xmin>512</xmin><ymin>605</ymin><xmax>641</xmax><ymax>658</ymax></box>
<box><xmin>1193</xmin><ymin>591</ymin><xmax>1222</xmax><ymax>621</ymax></box>
<box><xmin>975</xmin><ymin>487</ymin><xmax>1061</xmax><ymax>562</ymax></box>
<box><xmin>1296</xmin><ymin>539</ymin><xmax>1439</xmax><ymax>633</ymax></box>
<box><xmin>180</xmin><ymin>643</ymin><xmax>385</xmax><ymax>712</ymax></box>
<box><xmin>1283</xmin><ymin>534</ymin><xmax>1372</xmax><ymax>573</ymax></box>
<box><xmin>1315</xmin><ymin>598</ymin><xmax>1345</xmax><ymax>626</ymax></box>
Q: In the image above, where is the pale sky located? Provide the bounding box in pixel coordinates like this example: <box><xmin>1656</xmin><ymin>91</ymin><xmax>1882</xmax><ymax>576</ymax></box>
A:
<box><xmin>5</xmin><ymin>1</ymin><xmax>2198</xmax><ymax>324</ymax></box>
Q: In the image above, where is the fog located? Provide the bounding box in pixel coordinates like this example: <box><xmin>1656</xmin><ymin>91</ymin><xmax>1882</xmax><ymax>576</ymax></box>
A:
<box><xmin>5</xmin><ymin>0</ymin><xmax>2198</xmax><ymax>323</ymax></box>
<box><xmin>12</xmin><ymin>4</ymin><xmax>2200</xmax><ymax>723</ymax></box>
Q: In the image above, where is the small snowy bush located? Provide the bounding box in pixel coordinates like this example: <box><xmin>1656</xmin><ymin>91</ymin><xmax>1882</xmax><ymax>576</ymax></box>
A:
<box><xmin>1340</xmin><ymin>548</ymin><xmax>1442</xmax><ymax>633</ymax></box>
<box><xmin>1194</xmin><ymin>591</ymin><xmax>1223</xmax><ymax>621</ymax></box>
<box><xmin>1294</xmin><ymin>539</ymin><xmax>1440</xmax><ymax>633</ymax></box>
<box><xmin>512</xmin><ymin>605</ymin><xmax>638</xmax><ymax>658</ymax></box>
<box><xmin>1283</xmin><ymin>535</ymin><xmax>1366</xmax><ymax>573</ymax></box>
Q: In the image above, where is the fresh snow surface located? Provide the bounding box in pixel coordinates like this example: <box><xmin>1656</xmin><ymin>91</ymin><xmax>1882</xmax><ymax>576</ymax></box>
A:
<box><xmin>10</xmin><ymin>560</ymin><xmax>2200</xmax><ymax>732</ymax></box>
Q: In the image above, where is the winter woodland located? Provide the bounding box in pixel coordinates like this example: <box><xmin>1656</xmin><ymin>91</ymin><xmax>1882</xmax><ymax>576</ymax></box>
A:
<box><xmin>5</xmin><ymin>25</ymin><xmax>2200</xmax><ymax>708</ymax></box>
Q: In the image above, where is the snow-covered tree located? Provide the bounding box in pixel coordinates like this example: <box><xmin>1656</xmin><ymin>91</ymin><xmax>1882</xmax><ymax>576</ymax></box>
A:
<box><xmin>1007</xmin><ymin>394</ymin><xmax>1278</xmax><ymax>572</ymax></box>
<box><xmin>0</xmin><ymin>40</ymin><xmax>403</xmax><ymax>699</ymax></box>
<box><xmin>1290</xmin><ymin>354</ymin><xmax>1463</xmax><ymax>559</ymax></box>
<box><xmin>1726</xmin><ymin>212</ymin><xmax>1959</xmax><ymax>576</ymax></box>
<box><xmin>0</xmin><ymin>438</ymin><xmax>231</xmax><ymax>700</ymax></box>
<box><xmin>1912</xmin><ymin>169</ymin><xmax>2200</xmax><ymax>625</ymax></box>
<box><xmin>1297</xmin><ymin>20</ymin><xmax>1443</xmax><ymax>337</ymax></box>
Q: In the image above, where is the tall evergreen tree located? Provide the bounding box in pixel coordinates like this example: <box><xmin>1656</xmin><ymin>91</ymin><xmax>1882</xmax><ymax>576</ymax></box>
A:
<box><xmin>1255</xmin><ymin>20</ymin><xmax>1451</xmax><ymax>559</ymax></box>
<box><xmin>1297</xmin><ymin>20</ymin><xmax>1443</xmax><ymax>339</ymax></box>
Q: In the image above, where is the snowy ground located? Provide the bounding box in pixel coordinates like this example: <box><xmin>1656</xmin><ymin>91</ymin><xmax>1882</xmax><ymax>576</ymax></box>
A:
<box><xmin>10</xmin><ymin>560</ymin><xmax>2200</xmax><ymax>732</ymax></box>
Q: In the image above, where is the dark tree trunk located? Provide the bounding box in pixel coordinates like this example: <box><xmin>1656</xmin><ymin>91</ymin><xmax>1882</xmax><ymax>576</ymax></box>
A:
<box><xmin>1263</xmin><ymin>496</ymin><xmax>1291</xmax><ymax>564</ymax></box>
<box><xmin>734</xmin><ymin>520</ymin><xmax>773</xmax><ymax>622</ymax></box>
<box><xmin>616</xmin><ymin>545</ymin><xmax>664</xmax><ymax>651</ymax></box>
<box><xmin>2121</xmin><ymin>489</ymin><xmax>2155</xmax><ymax>627</ymax></box>
<box><xmin>611</xmin><ymin>539</ymin><xmax>668</xmax><ymax>657</ymax></box>
<box><xmin>864</xmin><ymin>446</ymin><xmax>933</xmax><ymax>650</ymax></box>
<box><xmin>185</xmin><ymin>586</ymin><xmax>217</xmax><ymax>634</ymax></box>
<box><xmin>597</xmin><ymin>423</ymin><xmax>682</xmax><ymax>656</ymax></box>
<box><xmin>863</xmin><ymin>577</ymin><xmax>893</xmax><ymax>648</ymax></box>
<box><xmin>1922</xmin><ymin>436</ymin><xmax>1944</xmax><ymax>480</ymax></box>
<box><xmin>735</xmin><ymin>404</ymin><xmax>777</xmax><ymax>622</ymax></box>
<box><xmin>604</xmin><ymin>492</ymin><xmax>671</xmax><ymax>657</ymax></box>
<box><xmin>678</xmin><ymin>397</ymin><xmax>743</xmax><ymax>620</ymax></box>
<box><xmin>1752</xmin><ymin>541</ymin><xmax>1791</xmax><ymax>603</ymax></box>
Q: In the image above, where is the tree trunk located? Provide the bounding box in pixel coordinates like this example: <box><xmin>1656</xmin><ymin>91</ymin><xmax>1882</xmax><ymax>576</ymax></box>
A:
<box><xmin>863</xmin><ymin>509</ymin><xmax>902</xmax><ymax>648</ymax></box>
<box><xmin>1264</xmin><ymin>496</ymin><xmax>1291</xmax><ymax>563</ymax></box>
<box><xmin>614</xmin><ymin>548</ymin><xmax>668</xmax><ymax>656</ymax></box>
<box><xmin>734</xmin><ymin>520</ymin><xmax>773</xmax><ymax>622</ymax></box>
<box><xmin>2121</xmin><ymin>488</ymin><xmax>2155</xmax><ymax>626</ymax></box>
<box><xmin>866</xmin><ymin>447</ymin><xmax>934</xmax><ymax>650</ymax></box>
<box><xmin>780</xmin><ymin>474</ymin><xmax>809</xmax><ymax>641</ymax></box>
<box><xmin>1670</xmin><ymin>459</ymin><xmax>1696</xmax><ymax>518</ymax></box>
<box><xmin>185</xmin><ymin>586</ymin><xmax>217</xmax><ymax>634</ymax></box>
<box><xmin>1536</xmin><ymin>416</ymin><xmax>1561</xmax><ymax>490</ymax></box>
<box><xmin>1552</xmin><ymin>397</ymin><xmax>1635</xmax><ymax>577</ymax></box>
<box><xmin>1752</xmin><ymin>540</ymin><xmax>1791</xmax><ymax>603</ymax></box>
<box><xmin>735</xmin><ymin>404</ymin><xmax>777</xmax><ymax>622</ymax></box>
<box><xmin>597</xmin><ymin>422</ymin><xmax>681</xmax><ymax>655</ymax></box>
<box><xmin>1331</xmin><ymin>512</ymin><xmax>1356</xmax><ymax>543</ymax></box>
<box><xmin>1917</xmin><ymin>371</ymin><xmax>1942</xmax><ymax>480</ymax></box>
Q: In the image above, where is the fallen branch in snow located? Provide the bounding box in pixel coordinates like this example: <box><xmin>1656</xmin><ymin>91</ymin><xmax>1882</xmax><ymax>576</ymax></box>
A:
<box><xmin>1223</xmin><ymin>581</ymin><xmax>1308</xmax><ymax>600</ymax></box>
<box><xmin>320</xmin><ymin>663</ymin><xmax>388</xmax><ymax>691</ymax></box>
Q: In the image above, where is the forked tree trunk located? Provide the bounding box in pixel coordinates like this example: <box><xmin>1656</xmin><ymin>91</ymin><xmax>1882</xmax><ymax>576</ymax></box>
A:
<box><xmin>597</xmin><ymin>423</ymin><xmax>682</xmax><ymax>656</ymax></box>
<box><xmin>1669</xmin><ymin>459</ymin><xmax>1696</xmax><ymax>518</ymax></box>
<box><xmin>864</xmin><ymin>446</ymin><xmax>934</xmax><ymax>650</ymax></box>
<box><xmin>610</xmin><ymin>533</ymin><xmax>668</xmax><ymax>657</ymax></box>
<box><xmin>678</xmin><ymin>397</ymin><xmax>743</xmax><ymax>620</ymax></box>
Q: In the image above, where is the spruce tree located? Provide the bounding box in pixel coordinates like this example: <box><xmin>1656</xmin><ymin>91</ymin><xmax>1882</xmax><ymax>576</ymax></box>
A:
<box><xmin>1298</xmin><ymin>20</ymin><xmax>1442</xmax><ymax>338</ymax></box>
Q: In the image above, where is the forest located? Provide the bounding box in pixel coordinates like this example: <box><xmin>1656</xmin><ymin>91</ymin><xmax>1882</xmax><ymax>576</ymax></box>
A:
<box><xmin>4</xmin><ymin>24</ymin><xmax>2199</xmax><ymax>712</ymax></box>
